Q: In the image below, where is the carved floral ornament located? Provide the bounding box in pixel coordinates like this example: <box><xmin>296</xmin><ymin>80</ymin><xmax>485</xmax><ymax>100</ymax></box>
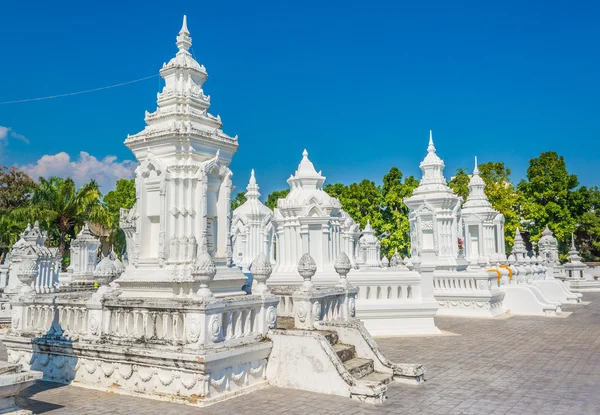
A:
<box><xmin>88</xmin><ymin>315</ymin><xmax>100</xmax><ymax>335</ymax></box>
<box><xmin>186</xmin><ymin>318</ymin><xmax>201</xmax><ymax>343</ymax></box>
<box><xmin>312</xmin><ymin>301</ymin><xmax>321</xmax><ymax>320</ymax></box>
<box><xmin>209</xmin><ymin>314</ymin><xmax>221</xmax><ymax>342</ymax></box>
<box><xmin>297</xmin><ymin>253</ymin><xmax>317</xmax><ymax>280</ymax></box>
<box><xmin>349</xmin><ymin>298</ymin><xmax>356</xmax><ymax>317</ymax></box>
<box><xmin>266</xmin><ymin>306</ymin><xmax>277</xmax><ymax>329</ymax></box>
<box><xmin>334</xmin><ymin>252</ymin><xmax>352</xmax><ymax>277</ymax></box>
<box><xmin>296</xmin><ymin>304</ymin><xmax>307</xmax><ymax>322</ymax></box>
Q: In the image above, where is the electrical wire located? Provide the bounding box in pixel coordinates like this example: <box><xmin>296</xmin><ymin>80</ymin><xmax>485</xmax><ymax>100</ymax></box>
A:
<box><xmin>0</xmin><ymin>74</ymin><xmax>159</xmax><ymax>105</ymax></box>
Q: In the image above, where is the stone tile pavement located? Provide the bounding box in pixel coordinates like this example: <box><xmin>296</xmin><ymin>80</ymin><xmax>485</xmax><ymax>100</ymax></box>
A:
<box><xmin>5</xmin><ymin>293</ymin><xmax>600</xmax><ymax>414</ymax></box>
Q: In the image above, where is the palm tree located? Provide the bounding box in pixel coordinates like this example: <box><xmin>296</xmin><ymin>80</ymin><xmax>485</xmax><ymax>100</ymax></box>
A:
<box><xmin>13</xmin><ymin>177</ymin><xmax>109</xmax><ymax>257</ymax></box>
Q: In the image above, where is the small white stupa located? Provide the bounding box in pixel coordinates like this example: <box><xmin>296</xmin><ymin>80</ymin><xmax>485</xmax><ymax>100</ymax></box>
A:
<box><xmin>271</xmin><ymin>150</ymin><xmax>344</xmax><ymax>278</ymax></box>
<box><xmin>461</xmin><ymin>157</ymin><xmax>506</xmax><ymax>267</ymax></box>
<box><xmin>231</xmin><ymin>170</ymin><xmax>275</xmax><ymax>270</ymax></box>
<box><xmin>357</xmin><ymin>221</ymin><xmax>382</xmax><ymax>268</ymax></box>
<box><xmin>404</xmin><ymin>131</ymin><xmax>463</xmax><ymax>271</ymax></box>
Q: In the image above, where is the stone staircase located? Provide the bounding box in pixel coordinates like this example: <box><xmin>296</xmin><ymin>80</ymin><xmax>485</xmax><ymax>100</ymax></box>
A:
<box><xmin>325</xmin><ymin>331</ymin><xmax>394</xmax><ymax>386</ymax></box>
<box><xmin>267</xmin><ymin>318</ymin><xmax>425</xmax><ymax>404</ymax></box>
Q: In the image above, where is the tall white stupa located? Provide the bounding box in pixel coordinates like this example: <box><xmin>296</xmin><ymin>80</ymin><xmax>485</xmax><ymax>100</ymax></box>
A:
<box><xmin>117</xmin><ymin>16</ymin><xmax>245</xmax><ymax>297</ymax></box>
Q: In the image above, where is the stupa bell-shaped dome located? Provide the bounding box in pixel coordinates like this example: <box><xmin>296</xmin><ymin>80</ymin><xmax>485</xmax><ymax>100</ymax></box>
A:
<box><xmin>94</xmin><ymin>256</ymin><xmax>118</xmax><ymax>277</ymax></box>
<box><xmin>410</xmin><ymin>131</ymin><xmax>454</xmax><ymax>196</ymax></box>
<box><xmin>277</xmin><ymin>150</ymin><xmax>341</xmax><ymax>215</ymax></box>
<box><xmin>464</xmin><ymin>157</ymin><xmax>492</xmax><ymax>208</ymax></box>
<box><xmin>233</xmin><ymin>170</ymin><xmax>273</xmax><ymax>218</ymax></box>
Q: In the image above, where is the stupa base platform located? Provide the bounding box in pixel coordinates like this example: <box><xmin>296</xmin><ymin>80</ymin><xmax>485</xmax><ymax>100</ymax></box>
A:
<box><xmin>114</xmin><ymin>265</ymin><xmax>248</xmax><ymax>299</ymax></box>
<box><xmin>2</xmin><ymin>335</ymin><xmax>271</xmax><ymax>407</ymax></box>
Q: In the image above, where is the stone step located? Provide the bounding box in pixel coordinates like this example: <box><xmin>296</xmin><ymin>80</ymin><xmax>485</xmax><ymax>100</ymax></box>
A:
<box><xmin>322</xmin><ymin>331</ymin><xmax>339</xmax><ymax>346</ymax></box>
<box><xmin>359</xmin><ymin>371</ymin><xmax>393</xmax><ymax>384</ymax></box>
<box><xmin>333</xmin><ymin>343</ymin><xmax>355</xmax><ymax>362</ymax></box>
<box><xmin>344</xmin><ymin>357</ymin><xmax>374</xmax><ymax>379</ymax></box>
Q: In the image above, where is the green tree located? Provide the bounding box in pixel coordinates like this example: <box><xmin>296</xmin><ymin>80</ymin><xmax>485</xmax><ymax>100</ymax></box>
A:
<box><xmin>575</xmin><ymin>211</ymin><xmax>600</xmax><ymax>261</ymax></box>
<box><xmin>570</xmin><ymin>186</ymin><xmax>600</xmax><ymax>261</ymax></box>
<box><xmin>231</xmin><ymin>192</ymin><xmax>247</xmax><ymax>211</ymax></box>
<box><xmin>517</xmin><ymin>152</ymin><xmax>579</xmax><ymax>251</ymax></box>
<box><xmin>478</xmin><ymin>162</ymin><xmax>521</xmax><ymax>252</ymax></box>
<box><xmin>448</xmin><ymin>168</ymin><xmax>470</xmax><ymax>203</ymax></box>
<box><xmin>14</xmin><ymin>177</ymin><xmax>108</xmax><ymax>257</ymax></box>
<box><xmin>325</xmin><ymin>180</ymin><xmax>383</xmax><ymax>229</ymax></box>
<box><xmin>104</xmin><ymin>179</ymin><xmax>136</xmax><ymax>257</ymax></box>
<box><xmin>0</xmin><ymin>166</ymin><xmax>36</xmax><ymax>260</ymax></box>
<box><xmin>265</xmin><ymin>189</ymin><xmax>290</xmax><ymax>210</ymax></box>
<box><xmin>0</xmin><ymin>166</ymin><xmax>36</xmax><ymax>212</ymax></box>
<box><xmin>379</xmin><ymin>168</ymin><xmax>419</xmax><ymax>257</ymax></box>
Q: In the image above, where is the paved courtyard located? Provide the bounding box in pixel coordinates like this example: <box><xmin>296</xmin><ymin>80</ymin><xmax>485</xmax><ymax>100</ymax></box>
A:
<box><xmin>5</xmin><ymin>293</ymin><xmax>600</xmax><ymax>414</ymax></box>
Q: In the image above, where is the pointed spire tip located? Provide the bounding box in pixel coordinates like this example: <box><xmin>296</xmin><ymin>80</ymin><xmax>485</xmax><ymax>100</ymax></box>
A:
<box><xmin>427</xmin><ymin>130</ymin><xmax>435</xmax><ymax>152</ymax></box>
<box><xmin>181</xmin><ymin>15</ymin><xmax>189</xmax><ymax>33</ymax></box>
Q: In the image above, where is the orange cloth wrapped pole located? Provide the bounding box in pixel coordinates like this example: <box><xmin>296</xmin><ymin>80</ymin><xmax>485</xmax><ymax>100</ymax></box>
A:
<box><xmin>487</xmin><ymin>269</ymin><xmax>501</xmax><ymax>284</ymax></box>
<box><xmin>499</xmin><ymin>265</ymin><xmax>513</xmax><ymax>281</ymax></box>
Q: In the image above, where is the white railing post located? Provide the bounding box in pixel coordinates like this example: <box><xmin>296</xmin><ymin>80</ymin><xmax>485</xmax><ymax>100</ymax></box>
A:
<box><xmin>334</xmin><ymin>253</ymin><xmax>357</xmax><ymax>320</ymax></box>
<box><xmin>293</xmin><ymin>253</ymin><xmax>318</xmax><ymax>330</ymax></box>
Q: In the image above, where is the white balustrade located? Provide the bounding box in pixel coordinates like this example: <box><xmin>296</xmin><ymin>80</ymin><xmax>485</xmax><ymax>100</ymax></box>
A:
<box><xmin>22</xmin><ymin>300</ymin><xmax>88</xmax><ymax>337</ymax></box>
<box><xmin>357</xmin><ymin>284</ymin><xmax>416</xmax><ymax>300</ymax></box>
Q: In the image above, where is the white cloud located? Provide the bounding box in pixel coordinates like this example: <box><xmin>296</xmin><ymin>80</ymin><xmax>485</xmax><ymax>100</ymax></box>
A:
<box><xmin>20</xmin><ymin>151</ymin><xmax>137</xmax><ymax>193</ymax></box>
<box><xmin>0</xmin><ymin>126</ymin><xmax>9</xmax><ymax>141</ymax></box>
<box><xmin>0</xmin><ymin>126</ymin><xmax>29</xmax><ymax>144</ymax></box>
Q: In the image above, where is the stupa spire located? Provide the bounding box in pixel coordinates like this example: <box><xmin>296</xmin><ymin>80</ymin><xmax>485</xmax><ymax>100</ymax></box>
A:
<box><xmin>411</xmin><ymin>130</ymin><xmax>450</xmax><ymax>194</ymax></box>
<box><xmin>176</xmin><ymin>15</ymin><xmax>192</xmax><ymax>53</ymax></box>
<box><xmin>464</xmin><ymin>156</ymin><xmax>490</xmax><ymax>207</ymax></box>
<box><xmin>246</xmin><ymin>169</ymin><xmax>260</xmax><ymax>199</ymax></box>
<box><xmin>512</xmin><ymin>227</ymin><xmax>527</xmax><ymax>257</ymax></box>
<box><xmin>427</xmin><ymin>130</ymin><xmax>435</xmax><ymax>153</ymax></box>
<box><xmin>287</xmin><ymin>149</ymin><xmax>325</xmax><ymax>190</ymax></box>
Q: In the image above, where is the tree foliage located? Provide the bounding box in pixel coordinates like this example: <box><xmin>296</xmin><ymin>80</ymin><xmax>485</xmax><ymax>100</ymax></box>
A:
<box><xmin>12</xmin><ymin>177</ymin><xmax>108</xmax><ymax>257</ymax></box>
<box><xmin>265</xmin><ymin>189</ymin><xmax>290</xmax><ymax>210</ymax></box>
<box><xmin>324</xmin><ymin>168</ymin><xmax>418</xmax><ymax>258</ymax></box>
<box><xmin>0</xmin><ymin>167</ymin><xmax>36</xmax><ymax>259</ymax></box>
<box><xmin>478</xmin><ymin>162</ymin><xmax>521</xmax><ymax>252</ymax></box>
<box><xmin>517</xmin><ymin>152</ymin><xmax>579</xmax><ymax>252</ymax></box>
<box><xmin>448</xmin><ymin>168</ymin><xmax>470</xmax><ymax>203</ymax></box>
<box><xmin>103</xmin><ymin>179</ymin><xmax>136</xmax><ymax>257</ymax></box>
<box><xmin>231</xmin><ymin>192</ymin><xmax>247</xmax><ymax>211</ymax></box>
<box><xmin>0</xmin><ymin>166</ymin><xmax>36</xmax><ymax>213</ymax></box>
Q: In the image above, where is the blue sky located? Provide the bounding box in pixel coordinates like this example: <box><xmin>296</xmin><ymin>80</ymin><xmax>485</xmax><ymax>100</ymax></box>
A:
<box><xmin>1</xmin><ymin>0</ymin><xmax>598</xmax><ymax>196</ymax></box>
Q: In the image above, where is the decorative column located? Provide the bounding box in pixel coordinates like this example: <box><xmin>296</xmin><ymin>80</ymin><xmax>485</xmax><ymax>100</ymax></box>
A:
<box><xmin>334</xmin><ymin>252</ymin><xmax>357</xmax><ymax>320</ymax></box>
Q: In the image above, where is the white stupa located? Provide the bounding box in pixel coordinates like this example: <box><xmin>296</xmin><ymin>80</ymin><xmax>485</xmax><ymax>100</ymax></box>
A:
<box><xmin>117</xmin><ymin>16</ymin><xmax>246</xmax><ymax>297</ymax></box>
<box><xmin>231</xmin><ymin>170</ymin><xmax>275</xmax><ymax>270</ymax></box>
<box><xmin>461</xmin><ymin>157</ymin><xmax>506</xmax><ymax>267</ymax></box>
<box><xmin>404</xmin><ymin>131</ymin><xmax>463</xmax><ymax>271</ymax></box>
